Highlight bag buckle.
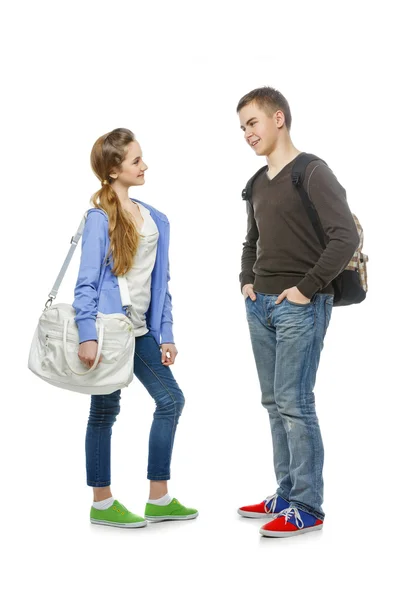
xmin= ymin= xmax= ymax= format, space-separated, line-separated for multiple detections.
xmin=44 ymin=295 xmax=56 ymax=310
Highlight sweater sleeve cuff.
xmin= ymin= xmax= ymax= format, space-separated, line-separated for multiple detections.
xmin=239 ymin=272 xmax=255 ymax=292
xmin=76 ymin=318 xmax=98 ymax=344
xmin=296 ymin=277 xmax=321 ymax=300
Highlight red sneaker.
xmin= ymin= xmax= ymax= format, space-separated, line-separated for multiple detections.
xmin=237 ymin=493 xmax=290 ymax=518
xmin=260 ymin=507 xmax=323 ymax=538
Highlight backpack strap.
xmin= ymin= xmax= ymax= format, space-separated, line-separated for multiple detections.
xmin=241 ymin=165 xmax=268 ymax=204
xmin=242 ymin=153 xmax=330 ymax=250
xmin=291 ymin=153 xmax=327 ymax=249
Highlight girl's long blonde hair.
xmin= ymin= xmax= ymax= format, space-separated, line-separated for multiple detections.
xmin=90 ymin=128 xmax=140 ymax=276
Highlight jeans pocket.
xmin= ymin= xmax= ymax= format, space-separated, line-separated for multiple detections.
xmin=285 ymin=298 xmax=311 ymax=307
xmin=245 ymin=295 xmax=257 ymax=305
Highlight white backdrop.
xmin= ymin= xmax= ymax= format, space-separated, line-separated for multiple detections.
xmin=2 ymin=1 xmax=399 ymax=598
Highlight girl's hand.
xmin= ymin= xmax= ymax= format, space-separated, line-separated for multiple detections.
xmin=160 ymin=343 xmax=177 ymax=366
xmin=78 ymin=340 xmax=102 ymax=369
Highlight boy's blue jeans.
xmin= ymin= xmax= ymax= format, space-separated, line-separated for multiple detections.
xmin=245 ymin=293 xmax=333 ymax=520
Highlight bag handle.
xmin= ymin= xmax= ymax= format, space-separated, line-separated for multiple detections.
xmin=62 ymin=318 xmax=104 ymax=375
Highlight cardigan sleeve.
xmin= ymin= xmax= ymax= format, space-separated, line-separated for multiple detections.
xmin=72 ymin=210 xmax=108 ymax=343
xmin=160 ymin=259 xmax=174 ymax=345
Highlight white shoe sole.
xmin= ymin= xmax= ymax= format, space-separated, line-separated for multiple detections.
xmin=260 ymin=524 xmax=323 ymax=537
xmin=237 ymin=509 xmax=278 ymax=519
xmin=145 ymin=512 xmax=199 ymax=523
xmin=90 ymin=518 xmax=148 ymax=528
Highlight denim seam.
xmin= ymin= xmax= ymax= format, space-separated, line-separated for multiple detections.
xmin=324 ymin=297 xmax=332 ymax=336
xmin=134 ymin=350 xmax=178 ymax=477
xmin=95 ymin=396 xmax=106 ymax=485
xmin=87 ymin=480 xmax=111 ymax=487
xmin=147 ymin=474 xmax=171 ymax=481
xmin=88 ymin=392 xmax=121 ymax=487
xmin=298 ymin=320 xmax=322 ymax=516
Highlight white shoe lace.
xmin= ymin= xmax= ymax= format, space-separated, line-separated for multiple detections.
xmin=279 ymin=507 xmax=304 ymax=529
xmin=264 ymin=493 xmax=278 ymax=514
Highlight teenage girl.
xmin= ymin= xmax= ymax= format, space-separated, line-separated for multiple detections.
xmin=73 ymin=128 xmax=198 ymax=528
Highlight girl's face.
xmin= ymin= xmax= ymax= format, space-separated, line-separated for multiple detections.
xmin=111 ymin=141 xmax=148 ymax=186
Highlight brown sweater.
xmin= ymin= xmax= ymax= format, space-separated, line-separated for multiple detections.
xmin=240 ymin=155 xmax=360 ymax=298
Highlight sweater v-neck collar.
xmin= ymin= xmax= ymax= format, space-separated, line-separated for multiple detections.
xmin=266 ymin=152 xmax=304 ymax=183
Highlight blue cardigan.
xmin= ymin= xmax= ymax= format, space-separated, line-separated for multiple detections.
xmin=73 ymin=199 xmax=174 ymax=345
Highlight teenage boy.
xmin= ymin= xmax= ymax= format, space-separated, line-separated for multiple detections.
xmin=237 ymin=87 xmax=359 ymax=537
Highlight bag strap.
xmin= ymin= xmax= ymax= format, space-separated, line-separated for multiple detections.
xmin=44 ymin=211 xmax=132 ymax=314
xmin=45 ymin=216 xmax=87 ymax=307
xmin=117 ymin=275 xmax=133 ymax=312
xmin=291 ymin=153 xmax=327 ymax=249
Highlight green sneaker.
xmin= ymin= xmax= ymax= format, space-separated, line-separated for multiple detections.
xmin=144 ymin=498 xmax=199 ymax=522
xmin=90 ymin=500 xmax=147 ymax=528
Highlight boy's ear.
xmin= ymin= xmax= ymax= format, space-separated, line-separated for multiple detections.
xmin=275 ymin=110 xmax=286 ymax=129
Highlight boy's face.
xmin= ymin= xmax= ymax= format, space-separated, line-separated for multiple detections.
xmin=239 ymin=101 xmax=280 ymax=156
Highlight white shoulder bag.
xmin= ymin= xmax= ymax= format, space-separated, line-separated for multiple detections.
xmin=28 ymin=213 xmax=135 ymax=395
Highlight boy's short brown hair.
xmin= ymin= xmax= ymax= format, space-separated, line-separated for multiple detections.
xmin=237 ymin=86 xmax=292 ymax=131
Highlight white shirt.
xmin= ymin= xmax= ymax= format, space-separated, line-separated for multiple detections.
xmin=125 ymin=203 xmax=159 ymax=337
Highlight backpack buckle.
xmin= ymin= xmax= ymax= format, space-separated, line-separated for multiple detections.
xmin=292 ymin=172 xmax=301 ymax=186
